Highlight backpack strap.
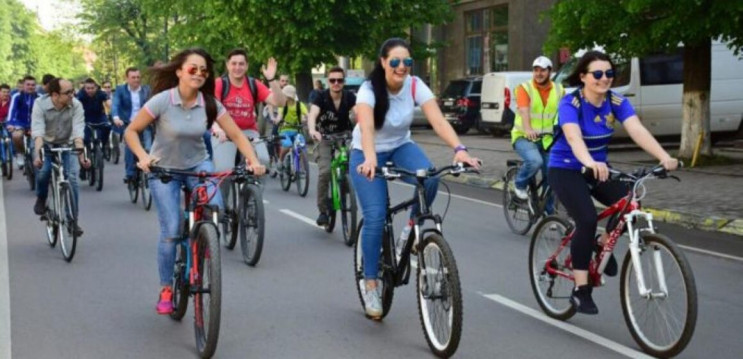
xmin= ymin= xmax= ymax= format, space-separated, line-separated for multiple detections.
xmin=220 ymin=76 xmax=229 ymax=101
xmin=549 ymin=88 xmax=618 ymax=151
xmin=247 ymin=76 xmax=258 ymax=116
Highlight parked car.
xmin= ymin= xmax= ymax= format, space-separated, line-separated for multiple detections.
xmin=438 ymin=77 xmax=483 ymax=134
xmin=480 ymin=71 xmax=533 ymax=136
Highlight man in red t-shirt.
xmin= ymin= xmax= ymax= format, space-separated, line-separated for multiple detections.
xmin=211 ymin=48 xmax=287 ymax=173
xmin=0 ymin=84 xmax=11 ymax=123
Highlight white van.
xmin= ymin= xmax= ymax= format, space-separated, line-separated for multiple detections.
xmin=552 ymin=42 xmax=743 ymax=138
xmin=480 ymin=71 xmax=533 ymax=135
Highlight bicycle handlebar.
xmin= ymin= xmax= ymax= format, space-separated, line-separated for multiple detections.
xmin=374 ymin=162 xmax=480 ymax=180
xmin=580 ymin=161 xmax=684 ymax=182
xmin=86 ymin=122 xmax=111 ymax=129
xmin=149 ymin=164 xmax=254 ymax=181
xmin=321 ymin=132 xmax=352 ymax=142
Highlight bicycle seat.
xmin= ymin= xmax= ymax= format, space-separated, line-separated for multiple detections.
xmin=507 ymin=159 xmax=523 ymax=167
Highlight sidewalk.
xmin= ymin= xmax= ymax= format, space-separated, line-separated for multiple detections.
xmin=410 ymin=129 xmax=743 ymax=237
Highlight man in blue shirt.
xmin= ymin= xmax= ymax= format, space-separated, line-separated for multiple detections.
xmin=6 ymin=75 xmax=38 ymax=168
xmin=112 ymin=67 xmax=151 ymax=182
xmin=77 ymin=78 xmax=112 ymax=179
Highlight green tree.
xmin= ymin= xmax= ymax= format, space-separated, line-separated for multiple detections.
xmin=545 ymin=0 xmax=743 ymax=158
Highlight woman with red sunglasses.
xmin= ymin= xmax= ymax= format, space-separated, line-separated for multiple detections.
xmin=124 ymin=48 xmax=266 ymax=315
xmin=548 ymin=50 xmax=679 ymax=315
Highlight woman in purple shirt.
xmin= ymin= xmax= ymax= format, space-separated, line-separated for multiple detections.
xmin=548 ymin=51 xmax=679 ymax=314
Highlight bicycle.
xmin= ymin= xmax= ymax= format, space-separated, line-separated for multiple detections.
xmin=40 ymin=144 xmax=86 ymax=262
xmin=352 ymin=163 xmax=477 ymax=358
xmin=0 ymin=123 xmax=14 ymax=180
xmin=529 ymin=164 xmax=697 ymax=358
xmin=84 ymin=122 xmax=109 ymax=191
xmin=23 ymin=131 xmax=35 ymax=190
xmin=278 ymin=129 xmax=310 ymax=197
xmin=220 ymin=162 xmax=265 ymax=266
xmin=106 ymin=126 xmax=121 ymax=164
xmin=150 ymin=165 xmax=229 ymax=359
xmin=503 ymin=135 xmax=558 ymax=235
xmin=319 ymin=132 xmax=357 ymax=246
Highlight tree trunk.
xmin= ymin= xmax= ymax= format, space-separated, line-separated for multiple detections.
xmin=294 ymin=71 xmax=313 ymax=103
xmin=678 ymin=39 xmax=712 ymax=158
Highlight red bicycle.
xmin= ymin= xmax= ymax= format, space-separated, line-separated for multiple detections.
xmin=528 ymin=165 xmax=697 ymax=358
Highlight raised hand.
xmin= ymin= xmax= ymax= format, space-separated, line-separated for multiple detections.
xmin=262 ymin=57 xmax=278 ymax=80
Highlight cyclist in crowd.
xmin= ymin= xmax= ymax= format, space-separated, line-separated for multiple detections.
xmin=275 ymin=85 xmax=308 ymax=167
xmin=307 ymin=66 xmax=356 ymax=226
xmin=548 ymin=51 xmax=678 ymax=315
xmin=31 ymin=78 xmax=90 ymax=235
xmin=0 ymin=84 xmax=10 ymax=122
xmin=9 ymin=79 xmax=22 ymax=97
xmin=36 ymin=74 xmax=55 ymax=96
xmin=112 ymin=67 xmax=152 ymax=184
xmin=351 ymin=38 xmax=479 ymax=318
xmin=264 ymin=74 xmax=290 ymax=173
xmin=123 ymin=48 xmax=266 ymax=315
xmin=6 ymin=75 xmax=38 ymax=169
xmin=307 ymin=79 xmax=324 ymax=105
xmin=211 ymin=48 xmax=286 ymax=176
xmin=78 ymin=78 xmax=112 ymax=152
xmin=510 ymin=56 xmax=564 ymax=214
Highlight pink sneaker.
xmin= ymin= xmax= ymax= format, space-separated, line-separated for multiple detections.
xmin=156 ymin=287 xmax=174 ymax=315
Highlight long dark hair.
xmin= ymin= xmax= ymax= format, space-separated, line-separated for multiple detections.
xmin=149 ymin=48 xmax=218 ymax=129
xmin=566 ymin=51 xmax=616 ymax=87
xmin=368 ymin=38 xmax=412 ymax=130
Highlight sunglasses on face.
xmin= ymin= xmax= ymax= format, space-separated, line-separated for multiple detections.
xmin=185 ymin=65 xmax=209 ymax=77
xmin=589 ymin=69 xmax=615 ymax=80
xmin=389 ymin=57 xmax=414 ymax=68
xmin=328 ymin=78 xmax=344 ymax=84
xmin=62 ymin=90 xmax=75 ymax=96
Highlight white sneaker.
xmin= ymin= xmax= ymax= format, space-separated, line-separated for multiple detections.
xmin=363 ymin=280 xmax=383 ymax=318
xmin=513 ymin=187 xmax=528 ymax=200
xmin=15 ymin=155 xmax=24 ymax=169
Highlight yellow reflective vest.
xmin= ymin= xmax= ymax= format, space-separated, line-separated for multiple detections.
xmin=510 ymin=81 xmax=563 ymax=150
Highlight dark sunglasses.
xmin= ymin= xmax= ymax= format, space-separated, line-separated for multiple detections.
xmin=590 ymin=69 xmax=615 ymax=80
xmin=186 ymin=65 xmax=209 ymax=77
xmin=389 ymin=57 xmax=414 ymax=68
xmin=62 ymin=90 xmax=75 ymax=96
xmin=328 ymin=78 xmax=344 ymax=84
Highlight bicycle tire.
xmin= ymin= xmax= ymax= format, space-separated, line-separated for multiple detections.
xmin=128 ymin=177 xmax=139 ymax=203
xmin=528 ymin=215 xmax=576 ymax=320
xmin=192 ymin=223 xmax=221 ymax=359
xmin=503 ymin=166 xmax=534 ymax=235
xmin=221 ymin=181 xmax=239 ymax=250
xmin=141 ymin=171 xmax=152 ymax=211
xmin=239 ymin=184 xmax=265 ymax=266
xmin=280 ymin=154 xmax=291 ymax=191
xmin=341 ymin=177 xmax=358 ymax=247
xmin=324 ymin=191 xmax=336 ymax=233
xmin=170 ymin=241 xmax=190 ymax=321
xmin=353 ymin=219 xmax=394 ymax=319
xmin=95 ymin=145 xmax=104 ymax=191
xmin=59 ymin=184 xmax=78 ymax=262
xmin=416 ymin=232 xmax=463 ymax=358
xmin=87 ymin=149 xmax=96 ymax=187
xmin=25 ymin=154 xmax=35 ymax=191
xmin=3 ymin=140 xmax=12 ymax=180
xmin=296 ymin=150 xmax=310 ymax=197
xmin=45 ymin=182 xmax=58 ymax=247
xmin=112 ymin=133 xmax=120 ymax=164
xmin=1 ymin=158 xmax=6 ymax=179
xmin=620 ymin=232 xmax=697 ymax=358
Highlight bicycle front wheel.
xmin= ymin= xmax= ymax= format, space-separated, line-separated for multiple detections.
xmin=416 ymin=232 xmax=463 ymax=358
xmin=503 ymin=166 xmax=534 ymax=235
xmin=45 ymin=183 xmax=58 ymax=247
xmin=353 ymin=219 xmax=395 ymax=319
xmin=95 ymin=145 xmax=104 ymax=191
xmin=239 ymin=184 xmax=265 ymax=266
xmin=25 ymin=154 xmax=35 ymax=191
xmin=279 ymin=154 xmax=291 ymax=191
xmin=221 ymin=181 xmax=239 ymax=250
xmin=170 ymin=241 xmax=189 ymax=321
xmin=128 ymin=178 xmax=139 ymax=203
xmin=87 ymin=149 xmax=96 ymax=187
xmin=341 ymin=177 xmax=358 ymax=247
xmin=620 ymin=233 xmax=697 ymax=358
xmin=112 ymin=133 xmax=120 ymax=164
xmin=3 ymin=140 xmax=12 ymax=180
xmin=141 ymin=171 xmax=152 ymax=211
xmin=59 ymin=184 xmax=78 ymax=262
xmin=296 ymin=150 xmax=310 ymax=197
xmin=529 ymin=216 xmax=576 ymax=320
xmin=192 ymin=224 xmax=222 ymax=358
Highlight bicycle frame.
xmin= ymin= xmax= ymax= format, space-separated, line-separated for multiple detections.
xmin=329 ymin=138 xmax=350 ymax=211
xmin=291 ymin=134 xmax=306 ymax=173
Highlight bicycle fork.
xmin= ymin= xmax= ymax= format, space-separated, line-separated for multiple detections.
xmin=625 ymin=210 xmax=668 ymax=299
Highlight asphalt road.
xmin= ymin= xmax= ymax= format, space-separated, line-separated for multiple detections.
xmin=2 ymin=158 xmax=742 ymax=358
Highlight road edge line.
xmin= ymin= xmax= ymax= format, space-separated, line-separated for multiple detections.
xmin=0 ymin=180 xmax=12 ymax=359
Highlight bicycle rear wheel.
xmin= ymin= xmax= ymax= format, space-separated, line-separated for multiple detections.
xmin=170 ymin=241 xmax=190 ymax=321
xmin=111 ymin=133 xmax=120 ymax=164
xmin=45 ymin=183 xmax=58 ymax=247
xmin=341 ymin=177 xmax=357 ymax=247
xmin=192 ymin=223 xmax=221 ymax=358
xmin=620 ymin=232 xmax=697 ymax=358
xmin=128 ymin=177 xmax=139 ymax=203
xmin=529 ymin=216 xmax=576 ymax=320
xmin=416 ymin=232 xmax=463 ymax=358
xmin=279 ymin=154 xmax=291 ymax=191
xmin=503 ymin=166 xmax=534 ymax=235
xmin=87 ymin=148 xmax=96 ymax=187
xmin=3 ymin=140 xmax=12 ymax=180
xmin=25 ymin=153 xmax=35 ymax=191
xmin=59 ymin=184 xmax=78 ymax=262
xmin=221 ymin=181 xmax=239 ymax=250
xmin=141 ymin=171 xmax=152 ymax=211
xmin=324 ymin=195 xmax=336 ymax=233
xmin=296 ymin=150 xmax=309 ymax=197
xmin=353 ymin=219 xmax=394 ymax=319
xmin=239 ymin=184 xmax=265 ymax=266
xmin=95 ymin=145 xmax=104 ymax=191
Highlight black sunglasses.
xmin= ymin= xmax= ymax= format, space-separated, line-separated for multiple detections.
xmin=590 ymin=69 xmax=615 ymax=80
xmin=328 ymin=78 xmax=344 ymax=84
xmin=62 ymin=90 xmax=75 ymax=96
xmin=389 ymin=57 xmax=414 ymax=68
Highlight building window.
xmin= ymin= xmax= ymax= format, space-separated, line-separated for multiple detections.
xmin=465 ymin=5 xmax=509 ymax=75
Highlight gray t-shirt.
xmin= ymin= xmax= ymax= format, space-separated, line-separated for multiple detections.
xmin=144 ymin=88 xmax=226 ymax=169
xmin=352 ymin=75 xmax=434 ymax=152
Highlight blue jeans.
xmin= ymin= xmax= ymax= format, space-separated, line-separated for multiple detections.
xmin=149 ymin=160 xmax=223 ymax=286
xmin=513 ymin=138 xmax=554 ymax=214
xmin=349 ymin=142 xmax=438 ymax=279
xmin=124 ymin=124 xmax=152 ymax=178
xmin=36 ymin=149 xmax=80 ymax=218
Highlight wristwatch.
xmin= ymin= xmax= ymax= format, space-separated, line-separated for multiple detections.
xmin=454 ymin=144 xmax=468 ymax=153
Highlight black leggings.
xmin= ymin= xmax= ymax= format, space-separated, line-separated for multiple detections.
xmin=548 ymin=168 xmax=629 ymax=270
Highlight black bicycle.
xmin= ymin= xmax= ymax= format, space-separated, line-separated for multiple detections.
xmin=84 ymin=122 xmax=109 ymax=191
xmin=221 ymin=163 xmax=265 ymax=266
xmin=23 ymin=131 xmax=35 ymax=190
xmin=353 ymin=163 xmax=477 ymax=358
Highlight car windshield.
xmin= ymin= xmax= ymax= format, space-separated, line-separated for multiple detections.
xmin=441 ymin=81 xmax=469 ymax=98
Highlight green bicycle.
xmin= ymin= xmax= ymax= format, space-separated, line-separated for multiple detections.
xmin=320 ymin=132 xmax=357 ymax=246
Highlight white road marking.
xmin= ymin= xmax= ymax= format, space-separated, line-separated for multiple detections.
xmin=0 ymin=181 xmax=12 ymax=359
xmin=678 ymin=244 xmax=743 ymax=263
xmin=279 ymin=209 xmax=320 ymax=228
xmin=480 ymin=293 xmax=653 ymax=359
xmin=263 ymin=199 xmax=269 ymax=204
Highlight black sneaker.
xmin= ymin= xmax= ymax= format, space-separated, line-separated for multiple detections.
xmin=570 ymin=285 xmax=598 ymax=315
xmin=34 ymin=197 xmax=46 ymax=215
xmin=79 ymin=169 xmax=87 ymax=180
xmin=316 ymin=213 xmax=329 ymax=226
xmin=73 ymin=223 xmax=84 ymax=237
